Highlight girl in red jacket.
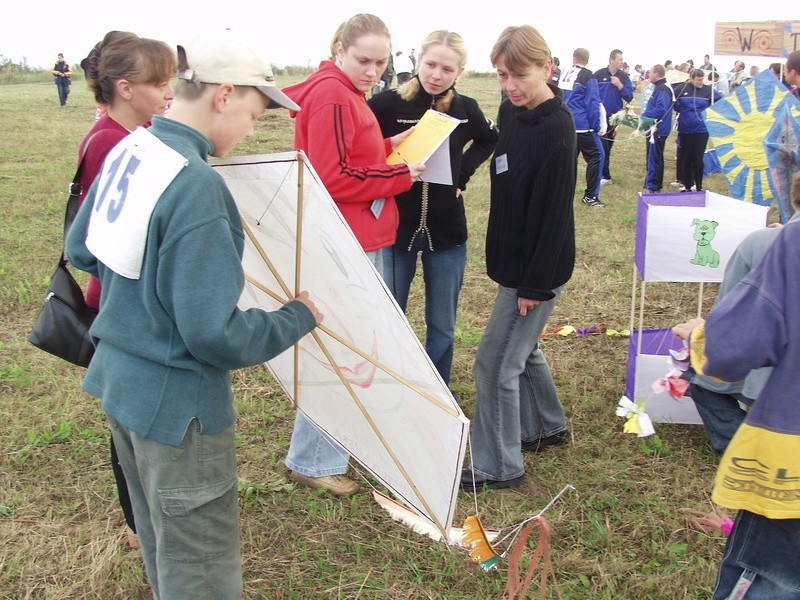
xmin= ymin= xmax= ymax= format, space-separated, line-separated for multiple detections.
xmin=282 ymin=13 xmax=425 ymax=496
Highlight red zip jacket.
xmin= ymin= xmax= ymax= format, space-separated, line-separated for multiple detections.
xmin=283 ymin=61 xmax=411 ymax=251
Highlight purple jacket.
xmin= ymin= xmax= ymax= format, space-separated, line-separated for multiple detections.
xmin=705 ymin=220 xmax=800 ymax=518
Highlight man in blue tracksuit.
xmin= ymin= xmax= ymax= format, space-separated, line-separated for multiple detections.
xmin=559 ymin=48 xmax=605 ymax=207
xmin=594 ymin=49 xmax=634 ymax=184
xmin=642 ymin=64 xmax=673 ymax=193
xmin=672 ymin=69 xmax=721 ymax=191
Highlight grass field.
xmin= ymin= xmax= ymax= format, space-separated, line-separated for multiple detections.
xmin=0 ymin=75 xmax=747 ymax=598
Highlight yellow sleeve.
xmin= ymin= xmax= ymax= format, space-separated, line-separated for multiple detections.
xmin=689 ymin=323 xmax=728 ymax=382
xmin=688 ymin=323 xmax=707 ymax=375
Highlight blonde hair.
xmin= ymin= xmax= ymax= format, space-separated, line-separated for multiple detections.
xmin=329 ymin=13 xmax=390 ymax=58
xmin=572 ymin=48 xmax=589 ymax=65
xmin=399 ymin=30 xmax=467 ymax=112
xmin=490 ymin=25 xmax=551 ymax=73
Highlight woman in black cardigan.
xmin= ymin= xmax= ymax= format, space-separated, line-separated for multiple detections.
xmin=368 ymin=31 xmax=498 ymax=390
xmin=461 ymin=25 xmax=577 ymax=490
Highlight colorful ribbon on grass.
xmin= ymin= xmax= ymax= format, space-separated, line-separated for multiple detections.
xmin=616 ymin=396 xmax=656 ymax=437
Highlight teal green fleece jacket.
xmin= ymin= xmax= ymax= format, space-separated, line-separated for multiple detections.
xmin=66 ymin=116 xmax=316 ymax=446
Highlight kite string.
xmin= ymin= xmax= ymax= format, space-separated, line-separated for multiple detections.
xmin=254 ymin=161 xmax=294 ymax=224
xmin=493 ymin=484 xmax=576 ymax=556
xmin=467 ymin=433 xmax=480 ymax=516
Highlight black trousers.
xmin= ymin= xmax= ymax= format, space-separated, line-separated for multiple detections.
xmin=678 ymin=132 xmax=709 ymax=191
xmin=576 ymin=131 xmax=604 ymax=198
xmin=599 ymin=124 xmax=617 ymax=180
xmin=110 ymin=436 xmax=136 ymax=532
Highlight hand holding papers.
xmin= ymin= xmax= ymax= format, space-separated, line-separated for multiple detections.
xmin=387 ymin=110 xmax=461 ymax=185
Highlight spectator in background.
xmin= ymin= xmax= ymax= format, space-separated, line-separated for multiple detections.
xmin=409 ymin=48 xmax=416 ymax=69
xmin=51 ymin=53 xmax=72 ymax=107
xmin=550 ymin=56 xmax=561 ymax=85
xmin=768 ymin=62 xmax=781 ymax=78
xmin=673 ymin=68 xmax=721 ymax=192
xmin=711 ymin=70 xmax=729 ymax=97
xmin=664 ymin=59 xmax=673 ymax=70
xmin=559 ymin=47 xmax=605 ymax=207
xmin=701 ymin=54 xmax=715 ymax=73
xmin=594 ymin=49 xmax=634 ymax=185
xmin=379 ymin=50 xmax=395 ymax=91
xmin=394 ymin=50 xmax=414 ymax=85
xmin=642 ymin=64 xmax=673 ymax=193
xmin=729 ymin=60 xmax=747 ymax=91
xmin=749 ymin=65 xmax=760 ymax=78
xmin=786 ymin=51 xmax=800 ymax=99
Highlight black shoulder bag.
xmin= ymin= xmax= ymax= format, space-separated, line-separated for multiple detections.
xmin=28 ymin=138 xmax=99 ymax=367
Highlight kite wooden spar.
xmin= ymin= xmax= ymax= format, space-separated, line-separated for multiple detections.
xmin=212 ymin=151 xmax=469 ymax=539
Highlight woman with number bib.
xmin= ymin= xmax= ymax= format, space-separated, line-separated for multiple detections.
xmin=75 ymin=30 xmax=176 ymax=547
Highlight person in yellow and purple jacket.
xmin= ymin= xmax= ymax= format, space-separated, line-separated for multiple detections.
xmin=692 ymin=171 xmax=800 ymax=598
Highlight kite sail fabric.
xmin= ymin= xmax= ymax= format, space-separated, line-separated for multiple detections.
xmin=707 ymin=70 xmax=800 ymax=219
xmin=634 ymin=191 xmax=769 ymax=283
xmin=764 ymin=101 xmax=800 ymax=223
xmin=211 ymin=151 xmax=469 ymax=538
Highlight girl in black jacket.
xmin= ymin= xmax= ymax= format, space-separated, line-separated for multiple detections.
xmin=368 ymin=30 xmax=498 ymax=389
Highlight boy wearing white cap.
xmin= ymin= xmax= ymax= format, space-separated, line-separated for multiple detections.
xmin=66 ymin=30 xmax=322 ymax=599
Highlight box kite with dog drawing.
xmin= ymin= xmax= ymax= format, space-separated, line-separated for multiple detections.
xmin=627 ymin=191 xmax=768 ymax=423
xmin=634 ymin=191 xmax=769 ymax=282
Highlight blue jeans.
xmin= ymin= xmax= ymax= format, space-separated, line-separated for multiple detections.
xmin=285 ymin=247 xmax=391 ymax=477
xmin=108 ymin=416 xmax=242 ymax=600
xmin=55 ymin=79 xmax=70 ymax=106
xmin=714 ymin=510 xmax=800 ymax=599
xmin=389 ymin=235 xmax=466 ymax=385
xmin=469 ymin=285 xmax=567 ymax=481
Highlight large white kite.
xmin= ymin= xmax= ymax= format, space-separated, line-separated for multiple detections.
xmin=211 ymin=151 xmax=469 ymax=538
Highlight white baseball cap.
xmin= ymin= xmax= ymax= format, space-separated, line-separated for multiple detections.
xmin=177 ymin=30 xmax=300 ymax=111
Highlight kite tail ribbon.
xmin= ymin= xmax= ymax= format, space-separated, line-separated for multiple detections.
xmin=462 ymin=515 xmax=501 ymax=572
xmin=505 ymin=516 xmax=562 ymax=600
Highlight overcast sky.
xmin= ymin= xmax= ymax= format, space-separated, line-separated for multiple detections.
xmin=3 ymin=1 xmax=789 ymax=75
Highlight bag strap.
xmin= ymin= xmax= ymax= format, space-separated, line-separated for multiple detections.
xmin=63 ymin=130 xmax=102 ymax=244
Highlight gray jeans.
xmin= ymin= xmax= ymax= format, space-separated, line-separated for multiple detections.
xmin=108 ymin=416 xmax=242 ymax=599
xmin=469 ymin=284 xmax=567 ymax=481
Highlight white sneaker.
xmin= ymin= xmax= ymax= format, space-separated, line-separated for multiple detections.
xmin=600 ymin=178 xmax=612 ymax=186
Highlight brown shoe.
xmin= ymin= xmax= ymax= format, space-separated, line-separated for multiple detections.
xmin=289 ymin=471 xmax=359 ymax=496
